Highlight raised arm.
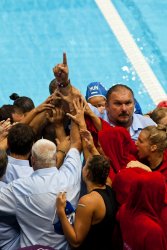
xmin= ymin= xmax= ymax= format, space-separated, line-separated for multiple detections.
xmin=66 ymin=98 xmax=99 ymax=160
xmin=29 ymin=110 xmax=49 ymax=136
xmin=46 ymin=107 xmax=70 ymax=168
xmin=84 ymin=101 xmax=102 ymax=131
xmin=66 ymin=98 xmax=87 ymax=130
xmin=80 ymin=129 xmax=100 ymax=161
xmin=21 ymin=95 xmax=54 ymax=125
xmin=56 ymin=136 xmax=70 ymax=168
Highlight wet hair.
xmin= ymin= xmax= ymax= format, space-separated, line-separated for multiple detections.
xmin=142 ymin=125 xmax=167 ymax=152
xmin=87 ymin=155 xmax=110 ymax=185
xmin=0 ymin=150 xmax=8 ymax=178
xmin=8 ymin=123 xmax=35 ymax=155
xmin=9 ymin=93 xmax=20 ymax=100
xmin=10 ymin=93 xmax=35 ymax=113
xmin=0 ymin=105 xmax=15 ymax=122
xmin=106 ymin=84 xmax=134 ymax=103
xmin=49 ymin=79 xmax=58 ymax=94
xmin=0 ymin=104 xmax=24 ymax=123
xmin=150 ymin=107 xmax=167 ymax=124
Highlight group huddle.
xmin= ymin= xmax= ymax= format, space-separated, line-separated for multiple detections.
xmin=0 ymin=53 xmax=167 ymax=250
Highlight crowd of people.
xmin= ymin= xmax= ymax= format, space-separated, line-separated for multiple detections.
xmin=0 ymin=53 xmax=167 ymax=250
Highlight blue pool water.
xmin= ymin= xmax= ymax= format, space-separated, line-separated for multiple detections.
xmin=0 ymin=0 xmax=167 ymax=113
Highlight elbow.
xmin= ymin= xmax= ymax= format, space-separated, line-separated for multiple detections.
xmin=70 ymin=240 xmax=82 ymax=248
xmin=68 ymin=234 xmax=82 ymax=248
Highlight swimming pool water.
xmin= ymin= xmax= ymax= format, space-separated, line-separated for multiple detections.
xmin=0 ymin=0 xmax=166 ymax=113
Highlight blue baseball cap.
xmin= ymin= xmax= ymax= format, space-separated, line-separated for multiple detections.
xmin=85 ymin=82 xmax=107 ymax=101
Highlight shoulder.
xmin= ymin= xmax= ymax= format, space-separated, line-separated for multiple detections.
xmin=133 ymin=113 xmax=155 ymax=123
xmin=78 ymin=192 xmax=102 ymax=210
xmin=78 ymin=193 xmax=97 ymax=206
xmin=76 ymin=194 xmax=97 ymax=216
xmin=132 ymin=113 xmax=156 ymax=126
xmin=145 ymin=220 xmax=165 ymax=243
xmin=0 ymin=181 xmax=7 ymax=188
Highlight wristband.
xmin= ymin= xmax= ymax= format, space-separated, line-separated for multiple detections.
xmin=57 ymin=149 xmax=66 ymax=156
xmin=57 ymin=79 xmax=70 ymax=88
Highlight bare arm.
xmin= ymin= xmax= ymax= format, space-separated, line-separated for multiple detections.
xmin=66 ymin=99 xmax=99 ymax=160
xmin=66 ymin=98 xmax=87 ymax=130
xmin=80 ymin=129 xmax=100 ymax=161
xmin=69 ymin=119 xmax=82 ymax=152
xmin=45 ymin=106 xmax=70 ymax=168
xmin=66 ymin=98 xmax=88 ymax=152
xmin=0 ymin=138 xmax=8 ymax=150
xmin=56 ymin=136 xmax=70 ymax=168
xmin=29 ymin=111 xmax=49 ymax=135
xmin=127 ymin=160 xmax=152 ymax=172
xmin=56 ymin=192 xmax=93 ymax=247
xmin=21 ymin=96 xmax=54 ymax=125
xmin=53 ymin=108 xmax=67 ymax=142
xmin=84 ymin=101 xmax=102 ymax=131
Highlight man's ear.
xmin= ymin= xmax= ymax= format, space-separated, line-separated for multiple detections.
xmin=150 ymin=144 xmax=157 ymax=152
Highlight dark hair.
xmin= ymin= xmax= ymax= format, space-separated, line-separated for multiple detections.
xmin=9 ymin=93 xmax=20 ymax=100
xmin=10 ymin=93 xmax=35 ymax=113
xmin=0 ymin=104 xmax=24 ymax=123
xmin=8 ymin=123 xmax=35 ymax=155
xmin=49 ymin=79 xmax=58 ymax=94
xmin=106 ymin=84 xmax=134 ymax=103
xmin=0 ymin=104 xmax=15 ymax=123
xmin=87 ymin=155 xmax=110 ymax=185
xmin=0 ymin=150 xmax=8 ymax=178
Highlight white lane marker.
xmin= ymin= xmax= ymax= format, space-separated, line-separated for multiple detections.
xmin=95 ymin=0 xmax=167 ymax=104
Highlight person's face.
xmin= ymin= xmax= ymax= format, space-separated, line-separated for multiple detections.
xmin=88 ymin=96 xmax=106 ymax=114
xmin=106 ymin=88 xmax=134 ymax=127
xmin=136 ymin=130 xmax=151 ymax=160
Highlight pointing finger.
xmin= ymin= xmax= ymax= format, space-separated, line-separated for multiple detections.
xmin=63 ymin=52 xmax=67 ymax=65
